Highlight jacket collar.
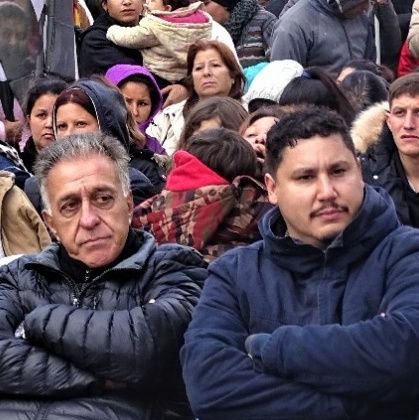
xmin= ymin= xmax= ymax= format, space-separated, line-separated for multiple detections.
xmin=260 ymin=185 xmax=400 ymax=273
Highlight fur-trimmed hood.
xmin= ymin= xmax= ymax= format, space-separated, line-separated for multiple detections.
xmin=351 ymin=101 xmax=389 ymax=153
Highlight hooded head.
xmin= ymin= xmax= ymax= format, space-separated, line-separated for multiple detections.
xmin=244 ymin=60 xmax=304 ymax=109
xmin=326 ymin=0 xmax=370 ymax=17
xmin=105 ymin=64 xmax=163 ymax=133
xmin=53 ymin=78 xmax=131 ymax=151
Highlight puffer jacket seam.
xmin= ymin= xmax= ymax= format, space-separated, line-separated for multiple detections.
xmin=82 ymin=311 xmax=95 ymax=363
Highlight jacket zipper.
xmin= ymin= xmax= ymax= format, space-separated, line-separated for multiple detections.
xmin=70 ymin=266 xmax=141 ymax=308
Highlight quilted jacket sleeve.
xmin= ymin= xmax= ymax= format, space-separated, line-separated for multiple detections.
xmin=106 ymin=21 xmax=159 ymax=49
xmin=24 ymin=246 xmax=206 ymax=385
xmin=180 ymin=254 xmax=369 ymax=420
xmin=0 ymin=263 xmax=101 ymax=397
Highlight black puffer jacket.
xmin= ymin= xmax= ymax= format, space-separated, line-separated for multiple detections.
xmin=0 ymin=230 xmax=206 ymax=419
xmin=360 ymin=127 xmax=416 ymax=227
xmin=79 ymin=12 xmax=143 ymax=78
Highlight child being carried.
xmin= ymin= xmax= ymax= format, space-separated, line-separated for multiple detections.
xmin=106 ymin=0 xmax=212 ymax=88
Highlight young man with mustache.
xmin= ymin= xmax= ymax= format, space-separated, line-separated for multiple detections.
xmin=181 ymin=106 xmax=419 ymax=419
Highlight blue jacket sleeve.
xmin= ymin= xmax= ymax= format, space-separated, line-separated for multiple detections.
xmin=180 ymin=255 xmax=369 ymax=420
xmin=0 ymin=263 xmax=101 ymax=397
xmin=258 ymin=244 xmax=419 ymax=401
xmin=25 ymin=246 xmax=206 ymax=385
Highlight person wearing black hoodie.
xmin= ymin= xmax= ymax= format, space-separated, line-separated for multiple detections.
xmin=24 ymin=78 xmax=164 ymax=213
xmin=78 ymin=0 xmax=143 ymax=77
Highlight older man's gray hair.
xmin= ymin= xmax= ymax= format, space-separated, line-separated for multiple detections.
xmin=34 ymin=132 xmax=131 ymax=211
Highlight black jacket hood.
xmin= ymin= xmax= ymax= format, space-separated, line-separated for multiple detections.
xmin=54 ymin=79 xmax=131 ymax=151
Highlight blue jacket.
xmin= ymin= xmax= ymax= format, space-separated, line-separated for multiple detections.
xmin=181 ymin=185 xmax=419 ymax=419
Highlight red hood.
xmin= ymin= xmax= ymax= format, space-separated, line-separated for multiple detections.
xmin=167 ymin=151 xmax=229 ymax=192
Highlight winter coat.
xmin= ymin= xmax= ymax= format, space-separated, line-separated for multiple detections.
xmin=146 ymin=99 xmax=186 ymax=156
xmin=373 ymin=0 xmax=402 ymax=71
xmin=78 ymin=12 xmax=143 ymax=77
xmin=362 ymin=137 xmax=419 ymax=226
xmin=270 ymin=0 xmax=375 ymax=74
xmin=398 ymin=40 xmax=419 ymax=76
xmin=408 ymin=0 xmax=419 ymax=57
xmin=351 ymin=100 xmax=388 ymax=154
xmin=106 ymin=2 xmax=212 ymax=84
xmin=0 ymin=229 xmax=206 ymax=419
xmin=181 ymin=185 xmax=419 ymax=419
xmin=0 ymin=171 xmax=50 ymax=256
xmin=351 ymin=101 xmax=419 ymax=227
xmin=132 ymin=151 xmax=271 ymax=261
xmin=235 ymin=6 xmax=277 ymax=69
xmin=266 ymin=0 xmax=289 ymax=17
xmin=277 ymin=0 xmax=400 ymax=71
xmin=62 ymin=79 xmax=167 ymax=191
xmin=0 ymin=141 xmax=31 ymax=189
xmin=19 ymin=136 xmax=37 ymax=173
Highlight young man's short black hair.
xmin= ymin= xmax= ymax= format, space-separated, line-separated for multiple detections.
xmin=265 ymin=106 xmax=356 ymax=176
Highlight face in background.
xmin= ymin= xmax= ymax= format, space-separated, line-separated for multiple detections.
xmin=27 ymin=93 xmax=58 ymax=152
xmin=202 ymin=0 xmax=230 ymax=24
xmin=386 ymin=94 xmax=419 ymax=160
xmin=55 ymin=103 xmax=99 ymax=139
xmin=243 ymin=116 xmax=277 ymax=161
xmin=120 ymin=81 xmax=152 ymax=125
xmin=145 ymin=0 xmax=170 ymax=12
xmin=265 ymin=134 xmax=364 ymax=249
xmin=42 ymin=154 xmax=133 ymax=268
xmin=102 ymin=0 xmax=143 ymax=25
xmin=192 ymin=48 xmax=235 ymax=99
xmin=243 ymin=116 xmax=277 ymax=147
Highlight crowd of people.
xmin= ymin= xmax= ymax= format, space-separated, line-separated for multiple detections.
xmin=0 ymin=0 xmax=419 ymax=418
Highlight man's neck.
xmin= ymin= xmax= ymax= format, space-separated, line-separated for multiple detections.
xmin=398 ymin=152 xmax=419 ymax=192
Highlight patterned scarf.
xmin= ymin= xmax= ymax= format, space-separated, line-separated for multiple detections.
xmin=224 ymin=0 xmax=259 ymax=45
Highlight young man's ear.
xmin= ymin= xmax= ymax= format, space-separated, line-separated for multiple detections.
xmin=264 ymin=173 xmax=279 ymax=205
xmin=385 ymin=110 xmax=392 ymax=130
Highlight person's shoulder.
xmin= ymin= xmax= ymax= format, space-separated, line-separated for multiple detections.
xmin=209 ymin=241 xmax=264 ymax=270
xmin=153 ymin=242 xmax=207 ymax=267
xmin=376 ymin=225 xmax=419 ymax=264
xmin=254 ymin=7 xmax=277 ymax=20
xmin=162 ymin=99 xmax=187 ymax=115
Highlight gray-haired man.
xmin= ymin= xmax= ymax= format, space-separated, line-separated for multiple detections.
xmin=0 ymin=132 xmax=206 ymax=419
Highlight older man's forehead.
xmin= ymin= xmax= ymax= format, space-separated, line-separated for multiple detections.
xmin=46 ymin=155 xmax=120 ymax=197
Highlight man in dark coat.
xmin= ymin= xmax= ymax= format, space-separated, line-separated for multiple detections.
xmin=78 ymin=0 xmax=143 ymax=77
xmin=361 ymin=72 xmax=419 ymax=228
xmin=0 ymin=131 xmax=206 ymax=419
xmin=181 ymin=107 xmax=419 ymax=419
